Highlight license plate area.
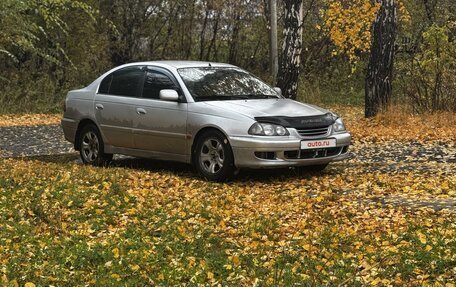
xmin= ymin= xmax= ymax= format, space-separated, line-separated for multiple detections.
xmin=300 ymin=139 xmax=336 ymax=150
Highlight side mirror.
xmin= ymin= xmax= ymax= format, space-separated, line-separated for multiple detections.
xmin=273 ymin=87 xmax=282 ymax=96
xmin=159 ymin=89 xmax=179 ymax=102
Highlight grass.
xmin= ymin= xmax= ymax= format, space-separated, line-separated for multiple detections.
xmin=0 ymin=156 xmax=455 ymax=286
xmin=0 ymin=107 xmax=455 ymax=286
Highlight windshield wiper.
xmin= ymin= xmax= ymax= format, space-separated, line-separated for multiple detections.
xmin=194 ymin=94 xmax=279 ymax=102
xmin=238 ymin=94 xmax=279 ymax=99
xmin=195 ymin=95 xmax=249 ymax=101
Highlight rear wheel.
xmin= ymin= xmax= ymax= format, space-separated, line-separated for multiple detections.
xmin=79 ymin=124 xmax=113 ymax=166
xmin=194 ymin=130 xmax=235 ymax=181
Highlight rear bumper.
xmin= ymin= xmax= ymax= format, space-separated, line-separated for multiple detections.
xmin=61 ymin=118 xmax=78 ymax=144
xmin=229 ymin=132 xmax=351 ymax=168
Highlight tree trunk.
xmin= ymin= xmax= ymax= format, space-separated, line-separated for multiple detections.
xmin=199 ymin=10 xmax=209 ymax=61
xmin=365 ymin=0 xmax=397 ymax=118
xmin=277 ymin=0 xmax=303 ymax=100
xmin=185 ymin=0 xmax=197 ymax=59
xmin=206 ymin=12 xmax=221 ymax=61
xmin=228 ymin=13 xmax=241 ymax=65
xmin=269 ymin=0 xmax=278 ymax=84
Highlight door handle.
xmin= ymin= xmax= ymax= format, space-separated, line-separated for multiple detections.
xmin=136 ymin=108 xmax=147 ymax=115
xmin=95 ymin=104 xmax=104 ymax=110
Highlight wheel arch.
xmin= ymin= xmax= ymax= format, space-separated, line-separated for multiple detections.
xmin=74 ymin=119 xmax=101 ymax=151
xmin=190 ymin=126 xmax=234 ymax=165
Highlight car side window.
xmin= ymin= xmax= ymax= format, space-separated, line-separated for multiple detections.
xmin=108 ymin=67 xmax=143 ymax=97
xmin=98 ymin=74 xmax=112 ymax=94
xmin=142 ymin=71 xmax=177 ymax=99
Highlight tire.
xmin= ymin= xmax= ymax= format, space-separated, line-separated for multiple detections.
xmin=193 ymin=130 xmax=235 ymax=181
xmin=78 ymin=124 xmax=113 ymax=166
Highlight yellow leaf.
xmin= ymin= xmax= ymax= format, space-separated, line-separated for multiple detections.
xmin=112 ymin=247 xmax=120 ymax=258
xmin=425 ymin=245 xmax=433 ymax=251
xmin=207 ymin=271 xmax=214 ymax=280
xmin=232 ymin=255 xmax=240 ymax=266
xmin=416 ymin=232 xmax=427 ymax=244
xmin=111 ymin=274 xmax=120 ymax=279
xmin=24 ymin=283 xmax=36 ymax=287
xmin=130 ymin=264 xmax=140 ymax=272
xmin=188 ymin=256 xmax=196 ymax=267
xmin=371 ymin=277 xmax=382 ymax=286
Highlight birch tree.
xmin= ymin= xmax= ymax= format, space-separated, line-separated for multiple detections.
xmin=276 ymin=0 xmax=304 ymax=100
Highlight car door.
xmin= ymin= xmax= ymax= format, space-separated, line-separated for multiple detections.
xmin=133 ymin=67 xmax=188 ymax=155
xmin=94 ymin=66 xmax=143 ymax=148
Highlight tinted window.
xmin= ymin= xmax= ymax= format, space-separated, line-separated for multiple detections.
xmin=98 ymin=74 xmax=112 ymax=94
xmin=142 ymin=71 xmax=177 ymax=99
xmin=109 ymin=67 xmax=143 ymax=97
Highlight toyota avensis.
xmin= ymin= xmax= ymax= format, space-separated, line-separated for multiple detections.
xmin=62 ymin=61 xmax=351 ymax=181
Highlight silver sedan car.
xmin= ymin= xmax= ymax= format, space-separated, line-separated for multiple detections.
xmin=62 ymin=61 xmax=351 ymax=181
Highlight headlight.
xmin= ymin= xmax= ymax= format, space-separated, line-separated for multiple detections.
xmin=333 ymin=118 xmax=346 ymax=132
xmin=248 ymin=122 xmax=289 ymax=136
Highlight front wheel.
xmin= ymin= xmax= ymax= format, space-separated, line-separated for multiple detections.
xmin=79 ymin=124 xmax=113 ymax=166
xmin=194 ymin=130 xmax=235 ymax=182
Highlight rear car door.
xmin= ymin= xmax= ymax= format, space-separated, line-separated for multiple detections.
xmin=94 ymin=66 xmax=143 ymax=148
xmin=133 ymin=67 xmax=188 ymax=155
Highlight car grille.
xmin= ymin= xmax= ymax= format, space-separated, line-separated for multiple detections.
xmin=296 ymin=126 xmax=330 ymax=137
xmin=284 ymin=146 xmax=347 ymax=159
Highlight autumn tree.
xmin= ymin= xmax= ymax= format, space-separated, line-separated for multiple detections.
xmin=0 ymin=0 xmax=95 ymax=67
xmin=323 ymin=0 xmax=379 ymax=63
xmin=365 ymin=0 xmax=397 ymax=117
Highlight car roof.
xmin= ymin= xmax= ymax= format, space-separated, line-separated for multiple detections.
xmin=120 ymin=60 xmax=237 ymax=70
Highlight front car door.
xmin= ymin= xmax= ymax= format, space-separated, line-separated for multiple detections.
xmin=94 ymin=66 xmax=143 ymax=148
xmin=133 ymin=67 xmax=188 ymax=157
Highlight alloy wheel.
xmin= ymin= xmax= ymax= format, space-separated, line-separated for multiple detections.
xmin=199 ymin=138 xmax=224 ymax=174
xmin=81 ymin=131 xmax=99 ymax=163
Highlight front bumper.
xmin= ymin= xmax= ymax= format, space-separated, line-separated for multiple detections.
xmin=230 ymin=132 xmax=351 ymax=168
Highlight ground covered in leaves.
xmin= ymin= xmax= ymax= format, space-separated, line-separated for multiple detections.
xmin=0 ymin=108 xmax=455 ymax=286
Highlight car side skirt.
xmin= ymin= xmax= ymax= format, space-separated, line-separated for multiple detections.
xmin=104 ymin=145 xmax=188 ymax=163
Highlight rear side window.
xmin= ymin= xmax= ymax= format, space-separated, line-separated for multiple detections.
xmin=108 ymin=67 xmax=143 ymax=97
xmin=142 ymin=71 xmax=177 ymax=99
xmin=98 ymin=74 xmax=112 ymax=94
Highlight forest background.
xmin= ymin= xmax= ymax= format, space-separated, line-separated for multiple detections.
xmin=0 ymin=0 xmax=454 ymax=115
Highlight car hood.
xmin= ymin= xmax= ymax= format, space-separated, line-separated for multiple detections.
xmin=202 ymin=99 xmax=328 ymax=118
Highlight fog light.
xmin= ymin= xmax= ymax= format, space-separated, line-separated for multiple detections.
xmin=254 ymin=151 xmax=276 ymax=160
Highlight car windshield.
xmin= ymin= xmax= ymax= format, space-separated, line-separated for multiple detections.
xmin=177 ymin=67 xmax=280 ymax=101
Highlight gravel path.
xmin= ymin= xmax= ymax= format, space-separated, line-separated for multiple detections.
xmin=0 ymin=124 xmax=74 ymax=157
xmin=1 ymin=124 xmax=455 ymax=163
xmin=349 ymin=140 xmax=456 ymax=174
